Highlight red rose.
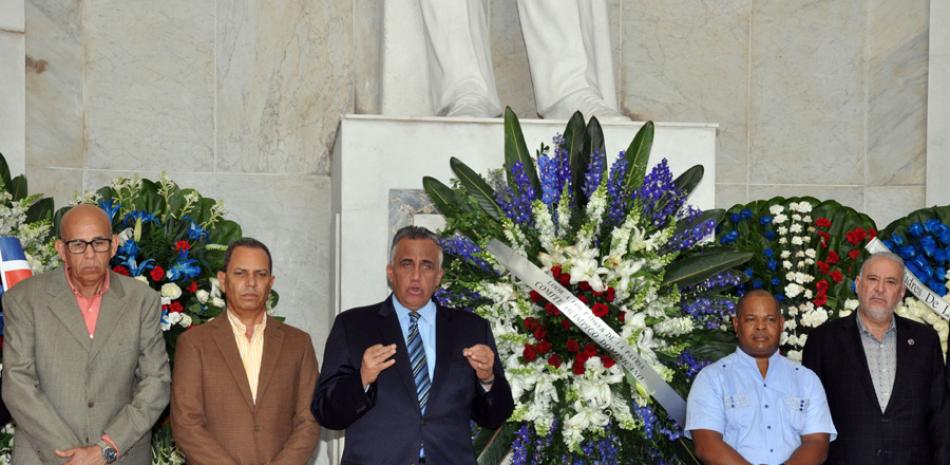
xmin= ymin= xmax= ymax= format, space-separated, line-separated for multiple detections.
xmin=578 ymin=281 xmax=591 ymax=291
xmin=113 ymin=265 xmax=130 ymax=276
xmin=827 ymin=251 xmax=840 ymax=265
xmin=547 ymin=354 xmax=562 ymax=368
xmin=175 ymin=240 xmax=191 ymax=252
xmin=592 ymin=303 xmax=609 ymax=317
xmin=187 ymin=281 xmax=198 ymax=293
xmin=618 ymin=312 xmax=625 ymax=323
xmin=169 ymin=301 xmax=184 ymax=313
xmin=536 ymin=340 xmax=552 ymax=354
xmin=578 ymin=295 xmax=590 ymax=305
xmin=815 ymin=279 xmax=830 ymax=293
xmin=561 ymin=319 xmax=571 ymax=329
xmin=868 ymin=228 xmax=877 ymax=239
xmin=533 ymin=327 xmax=547 ymax=340
xmin=566 ymin=338 xmax=580 ymax=353
xmin=601 ymin=355 xmax=616 ymax=369
xmin=583 ymin=343 xmax=597 ymax=357
xmin=815 ymin=217 xmax=832 ymax=228
xmin=544 ymin=303 xmax=560 ymax=316
xmin=572 ymin=356 xmax=587 ymax=375
xmin=830 ymin=270 xmax=844 ymax=283
xmin=150 ymin=266 xmax=165 ymax=282
xmin=558 ymin=273 xmax=572 ymax=286
xmin=848 ymin=249 xmax=860 ymax=260
xmin=845 ymin=228 xmax=867 ymax=246
xmin=813 ymin=294 xmax=828 ymax=307
xmin=816 ymin=261 xmax=830 ymax=274
xmin=529 ymin=290 xmax=543 ymax=303
xmin=551 ymin=265 xmax=562 ymax=277
xmin=523 ymin=317 xmax=538 ymax=331
xmin=522 ymin=344 xmax=538 ymax=362
xmin=605 ymin=288 xmax=616 ymax=302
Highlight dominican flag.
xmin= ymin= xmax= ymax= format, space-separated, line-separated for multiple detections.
xmin=0 ymin=237 xmax=32 ymax=298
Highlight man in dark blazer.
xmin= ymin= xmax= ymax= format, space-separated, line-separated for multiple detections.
xmin=312 ymin=226 xmax=514 ymax=465
xmin=803 ymin=252 xmax=950 ymax=465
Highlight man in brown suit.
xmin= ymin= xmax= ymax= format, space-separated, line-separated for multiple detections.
xmin=170 ymin=238 xmax=319 ymax=465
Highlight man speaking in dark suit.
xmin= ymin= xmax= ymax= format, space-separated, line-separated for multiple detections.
xmin=313 ymin=225 xmax=514 ymax=465
xmin=802 ymin=251 xmax=950 ymax=465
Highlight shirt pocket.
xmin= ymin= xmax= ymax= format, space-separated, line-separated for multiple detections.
xmin=723 ymin=392 xmax=753 ymax=430
xmin=784 ymin=395 xmax=807 ymax=432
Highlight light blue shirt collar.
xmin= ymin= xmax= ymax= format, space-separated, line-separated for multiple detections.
xmin=391 ymin=295 xmax=437 ymax=324
xmin=390 ymin=294 xmax=437 ymax=381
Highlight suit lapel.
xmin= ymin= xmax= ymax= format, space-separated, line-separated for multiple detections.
xmin=884 ymin=316 xmax=910 ymax=414
xmin=210 ymin=316 xmax=256 ymax=410
xmin=89 ymin=273 xmax=125 ymax=362
xmin=377 ymin=297 xmax=418 ymax=410
xmin=46 ymin=269 xmax=92 ymax=351
xmin=426 ymin=305 xmax=454 ymax=414
xmin=255 ymin=316 xmax=284 ymax=402
xmin=843 ymin=313 xmax=885 ymax=412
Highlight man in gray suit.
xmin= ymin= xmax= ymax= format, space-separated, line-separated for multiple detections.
xmin=2 ymin=204 xmax=170 ymax=464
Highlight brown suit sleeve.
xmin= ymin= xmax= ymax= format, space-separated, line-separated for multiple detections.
xmin=270 ymin=335 xmax=321 ymax=465
xmin=170 ymin=332 xmax=241 ymax=465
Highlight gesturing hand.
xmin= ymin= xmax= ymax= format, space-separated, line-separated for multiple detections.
xmin=463 ymin=344 xmax=495 ymax=383
xmin=360 ymin=344 xmax=397 ymax=387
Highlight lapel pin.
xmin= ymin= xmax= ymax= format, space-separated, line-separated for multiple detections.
xmin=907 ymin=338 xmax=915 ymax=346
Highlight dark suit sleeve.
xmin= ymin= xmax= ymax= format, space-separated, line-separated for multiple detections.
xmin=312 ymin=314 xmax=376 ymax=430
xmin=801 ymin=327 xmax=822 ymax=378
xmin=925 ymin=330 xmax=950 ymax=465
xmin=470 ymin=318 xmax=514 ymax=429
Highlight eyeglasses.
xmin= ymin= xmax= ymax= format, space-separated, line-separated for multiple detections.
xmin=63 ymin=238 xmax=112 ymax=254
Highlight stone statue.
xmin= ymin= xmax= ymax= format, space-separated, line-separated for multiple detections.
xmin=418 ymin=0 xmax=629 ymax=121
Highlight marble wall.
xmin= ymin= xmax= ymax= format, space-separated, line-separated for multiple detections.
xmin=0 ymin=0 xmax=24 ymax=176
xmin=354 ymin=0 xmax=932 ymax=228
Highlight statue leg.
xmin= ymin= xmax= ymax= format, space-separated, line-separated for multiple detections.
xmin=419 ymin=0 xmax=503 ymax=117
xmin=517 ymin=0 xmax=629 ymax=121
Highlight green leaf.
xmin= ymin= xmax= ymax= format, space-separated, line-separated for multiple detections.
xmin=422 ymin=176 xmax=461 ymax=220
xmin=674 ymin=165 xmax=705 ymax=198
xmin=0 ymin=152 xmax=11 ymax=192
xmin=209 ymin=219 xmax=242 ymax=244
xmin=25 ymin=197 xmax=54 ymax=224
xmin=564 ymin=112 xmax=589 ymax=204
xmin=584 ymin=116 xmax=606 ymax=172
xmin=450 ymin=157 xmax=503 ymax=221
xmin=9 ymin=175 xmax=27 ymax=201
xmin=53 ymin=206 xmax=70 ymax=237
xmin=663 ymin=250 xmax=754 ymax=287
xmin=503 ymin=107 xmax=539 ymax=193
xmin=476 ymin=424 xmax=517 ymax=465
xmin=674 ymin=208 xmax=724 ymax=238
xmin=623 ymin=121 xmax=654 ymax=193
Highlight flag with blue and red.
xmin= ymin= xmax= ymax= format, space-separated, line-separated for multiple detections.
xmin=0 ymin=237 xmax=32 ymax=298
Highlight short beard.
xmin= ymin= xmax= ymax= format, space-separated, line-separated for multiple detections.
xmin=860 ymin=304 xmax=893 ymax=324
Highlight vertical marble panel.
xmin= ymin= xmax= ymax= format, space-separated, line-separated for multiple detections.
xmin=622 ymin=0 xmax=750 ymax=184
xmin=83 ymin=0 xmax=214 ymax=171
xmin=0 ymin=30 xmax=25 ymax=175
xmin=0 ymin=0 xmax=24 ymax=32
xmin=490 ymin=0 xmax=535 ymax=117
xmin=23 ymin=166 xmax=81 ymax=210
xmin=864 ymin=185 xmax=925 ymax=229
xmin=25 ymin=0 xmax=83 ymax=170
xmin=212 ymin=174 xmax=333 ymax=354
xmin=866 ymin=0 xmax=928 ymax=186
xmin=747 ymin=185 xmax=865 ymax=212
xmin=749 ymin=0 xmax=866 ymax=186
xmin=715 ymin=183 xmax=748 ymax=209
xmin=926 ymin=0 xmax=950 ymax=206
xmin=353 ymin=0 xmax=381 ymax=114
xmin=216 ymin=0 xmax=352 ymax=176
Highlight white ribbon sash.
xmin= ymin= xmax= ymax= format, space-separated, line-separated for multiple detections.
xmin=865 ymin=238 xmax=950 ymax=320
xmin=486 ymin=239 xmax=687 ymax=426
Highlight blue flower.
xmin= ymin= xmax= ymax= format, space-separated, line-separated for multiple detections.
xmin=730 ymin=213 xmax=741 ymax=223
xmin=117 ymin=239 xmax=140 ymax=259
xmin=770 ymin=277 xmax=782 ymax=286
xmin=759 ymin=215 xmax=773 ymax=225
xmin=719 ymin=230 xmax=739 ymax=245
xmin=751 ymin=279 xmax=764 ymax=289
xmin=98 ymin=199 xmax=121 ymax=221
xmin=767 ymin=259 xmax=778 ymax=271
xmin=763 ymin=247 xmax=774 ymax=258
xmin=775 ymin=293 xmax=786 ymax=302
xmin=939 ymin=229 xmax=950 ymax=246
xmin=764 ymin=230 xmax=777 ymax=240
xmin=167 ymin=257 xmax=201 ymax=281
xmin=122 ymin=210 xmax=159 ymax=227
xmin=921 ymin=236 xmax=938 ymax=257
xmin=908 ymin=222 xmax=924 ymax=237
xmin=740 ymin=208 xmax=753 ymax=220
xmin=581 ymin=149 xmax=606 ymax=199
xmin=925 ymin=218 xmax=944 ymax=234
xmin=605 ymin=153 xmax=629 ymax=226
xmin=537 ymin=153 xmax=561 ymax=206
xmin=891 ymin=234 xmax=906 ymax=247
xmin=185 ymin=219 xmax=210 ymax=242
xmin=898 ymin=245 xmax=917 ymax=260
xmin=743 ymin=267 xmax=754 ymax=277
xmin=120 ymin=256 xmax=155 ymax=277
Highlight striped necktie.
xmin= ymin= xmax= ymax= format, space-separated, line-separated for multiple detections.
xmin=408 ymin=312 xmax=431 ymax=413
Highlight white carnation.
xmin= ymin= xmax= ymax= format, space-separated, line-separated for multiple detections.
xmin=196 ymin=289 xmax=210 ymax=304
xmin=161 ymin=282 xmax=182 ymax=300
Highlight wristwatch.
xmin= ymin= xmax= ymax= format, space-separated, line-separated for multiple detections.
xmin=97 ymin=440 xmax=117 ymax=464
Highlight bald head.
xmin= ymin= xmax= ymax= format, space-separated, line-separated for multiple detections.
xmin=60 ymin=204 xmax=112 ymax=240
xmin=736 ymin=289 xmax=781 ymax=319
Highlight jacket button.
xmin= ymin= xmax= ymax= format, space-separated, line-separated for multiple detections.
xmin=87 ymin=401 xmax=94 ymax=408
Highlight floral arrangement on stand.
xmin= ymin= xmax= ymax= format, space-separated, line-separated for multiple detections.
xmin=715 ymin=197 xmax=876 ymax=360
xmin=877 ymin=206 xmax=950 ymax=353
xmin=0 ymin=153 xmax=58 ymax=464
xmin=58 ymin=174 xmax=276 ymax=465
xmin=424 ymin=109 xmax=751 ymax=464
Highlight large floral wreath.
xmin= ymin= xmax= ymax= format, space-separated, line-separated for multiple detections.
xmin=424 ymin=110 xmax=750 ymax=464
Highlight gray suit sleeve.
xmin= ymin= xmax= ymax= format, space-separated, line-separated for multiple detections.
xmin=102 ymin=290 xmax=171 ymax=453
xmin=1 ymin=292 xmax=82 ymax=462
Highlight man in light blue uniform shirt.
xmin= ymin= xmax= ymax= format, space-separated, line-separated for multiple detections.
xmin=686 ymin=290 xmax=836 ymax=465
